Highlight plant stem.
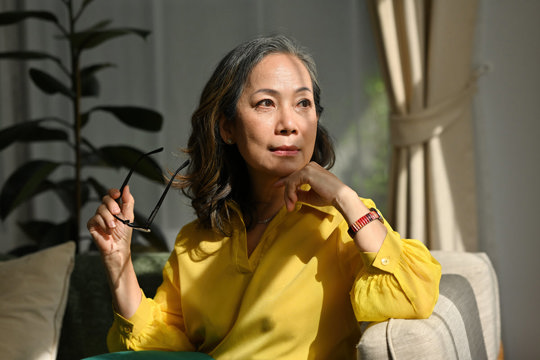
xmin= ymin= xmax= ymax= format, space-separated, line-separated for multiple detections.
xmin=67 ymin=0 xmax=82 ymax=252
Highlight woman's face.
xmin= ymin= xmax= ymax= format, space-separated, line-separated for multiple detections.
xmin=221 ymin=53 xmax=318 ymax=182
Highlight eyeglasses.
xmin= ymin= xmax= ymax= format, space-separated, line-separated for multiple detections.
xmin=113 ymin=147 xmax=189 ymax=232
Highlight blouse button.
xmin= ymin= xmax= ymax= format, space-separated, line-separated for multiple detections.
xmin=381 ymin=257 xmax=389 ymax=266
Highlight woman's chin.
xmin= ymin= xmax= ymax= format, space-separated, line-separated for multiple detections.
xmin=247 ymin=157 xmax=310 ymax=181
xmin=272 ymin=162 xmax=308 ymax=178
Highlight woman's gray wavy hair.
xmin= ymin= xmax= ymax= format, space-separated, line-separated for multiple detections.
xmin=180 ymin=35 xmax=335 ymax=234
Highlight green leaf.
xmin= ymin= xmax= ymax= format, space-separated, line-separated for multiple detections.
xmin=8 ymin=244 xmax=40 ymax=257
xmin=20 ymin=126 xmax=68 ymax=142
xmin=80 ymin=0 xmax=96 ymax=13
xmin=80 ymin=137 xmax=99 ymax=156
xmin=86 ymin=176 xmax=108 ymax=197
xmin=20 ymin=218 xmax=77 ymax=248
xmin=89 ymin=105 xmax=163 ymax=132
xmin=41 ymin=219 xmax=77 ymax=247
xmin=0 ymin=120 xmax=68 ymax=151
xmin=0 ymin=122 xmax=31 ymax=150
xmin=29 ymin=68 xmax=74 ymax=98
xmin=81 ymin=73 xmax=99 ymax=97
xmin=70 ymin=28 xmax=150 ymax=52
xmin=98 ymin=145 xmax=164 ymax=183
xmin=0 ymin=160 xmax=60 ymax=219
xmin=80 ymin=112 xmax=90 ymax=128
xmin=0 ymin=51 xmax=62 ymax=64
xmin=79 ymin=63 xmax=115 ymax=98
xmin=80 ymin=144 xmax=109 ymax=168
xmin=0 ymin=11 xmax=58 ymax=26
xmin=80 ymin=19 xmax=112 ymax=32
xmin=53 ymin=178 xmax=91 ymax=213
xmin=18 ymin=220 xmax=55 ymax=243
xmin=80 ymin=143 xmax=109 ymax=168
xmin=80 ymin=63 xmax=115 ymax=77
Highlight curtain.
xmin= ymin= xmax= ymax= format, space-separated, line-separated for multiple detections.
xmin=367 ymin=0 xmax=480 ymax=250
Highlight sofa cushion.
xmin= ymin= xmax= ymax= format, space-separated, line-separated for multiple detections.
xmin=0 ymin=241 xmax=75 ymax=360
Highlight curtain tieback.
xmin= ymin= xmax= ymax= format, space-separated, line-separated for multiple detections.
xmin=389 ymin=67 xmax=487 ymax=147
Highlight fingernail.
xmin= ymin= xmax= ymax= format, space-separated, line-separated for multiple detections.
xmin=109 ymin=221 xmax=116 ymax=228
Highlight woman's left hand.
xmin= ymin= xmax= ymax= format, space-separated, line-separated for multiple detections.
xmin=275 ymin=162 xmax=386 ymax=252
xmin=274 ymin=161 xmax=358 ymax=215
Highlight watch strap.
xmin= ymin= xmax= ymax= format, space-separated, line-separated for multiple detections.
xmin=347 ymin=207 xmax=383 ymax=238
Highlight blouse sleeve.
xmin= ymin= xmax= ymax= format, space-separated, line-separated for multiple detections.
xmin=347 ymin=199 xmax=442 ymax=322
xmin=106 ymin=249 xmax=195 ymax=352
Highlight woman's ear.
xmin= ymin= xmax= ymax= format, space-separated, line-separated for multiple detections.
xmin=219 ymin=116 xmax=235 ymax=144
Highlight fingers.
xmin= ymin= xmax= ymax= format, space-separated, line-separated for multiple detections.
xmin=87 ymin=212 xmax=109 ymax=236
xmin=274 ymin=168 xmax=306 ymax=211
xmin=282 ymin=183 xmax=300 ymax=212
xmin=275 ymin=162 xmax=320 ymax=211
xmin=275 ymin=162 xmax=347 ymax=211
xmin=87 ymin=202 xmax=118 ymax=237
xmin=87 ymin=186 xmax=134 ymax=236
xmin=109 ymin=187 xmax=121 ymax=200
xmin=117 ymin=185 xmax=135 ymax=221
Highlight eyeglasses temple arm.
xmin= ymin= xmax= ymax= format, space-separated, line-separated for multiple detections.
xmin=117 ymin=147 xmax=164 ymax=198
xmin=144 ymin=159 xmax=190 ymax=228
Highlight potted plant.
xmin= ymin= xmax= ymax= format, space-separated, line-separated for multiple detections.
xmin=0 ymin=0 xmax=169 ymax=254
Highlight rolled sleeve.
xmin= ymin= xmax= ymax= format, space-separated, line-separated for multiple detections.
xmin=351 ymin=227 xmax=441 ymax=322
xmin=107 ymin=286 xmax=195 ymax=352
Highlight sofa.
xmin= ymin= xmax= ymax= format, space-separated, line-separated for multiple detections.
xmin=0 ymin=242 xmax=502 ymax=360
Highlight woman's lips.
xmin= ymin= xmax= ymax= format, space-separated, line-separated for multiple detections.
xmin=270 ymin=145 xmax=299 ymax=156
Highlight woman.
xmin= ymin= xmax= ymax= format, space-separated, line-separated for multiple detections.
xmin=88 ymin=35 xmax=441 ymax=359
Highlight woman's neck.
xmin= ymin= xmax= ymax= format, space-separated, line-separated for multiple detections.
xmin=249 ymin=173 xmax=285 ymax=221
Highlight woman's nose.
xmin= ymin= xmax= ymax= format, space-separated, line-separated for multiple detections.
xmin=276 ymin=107 xmax=298 ymax=135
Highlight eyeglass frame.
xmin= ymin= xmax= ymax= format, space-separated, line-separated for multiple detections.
xmin=113 ymin=147 xmax=189 ymax=232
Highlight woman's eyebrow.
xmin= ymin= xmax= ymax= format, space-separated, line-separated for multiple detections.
xmin=252 ymin=86 xmax=312 ymax=95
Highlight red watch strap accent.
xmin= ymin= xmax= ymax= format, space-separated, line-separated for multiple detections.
xmin=347 ymin=208 xmax=383 ymax=238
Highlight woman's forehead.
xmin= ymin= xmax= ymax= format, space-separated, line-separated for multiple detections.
xmin=245 ymin=53 xmax=313 ymax=92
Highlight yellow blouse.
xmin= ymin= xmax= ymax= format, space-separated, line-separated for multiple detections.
xmin=107 ymin=199 xmax=441 ymax=359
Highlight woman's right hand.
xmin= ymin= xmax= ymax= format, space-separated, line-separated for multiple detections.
xmin=87 ymin=186 xmax=135 ymax=261
xmin=87 ymin=186 xmax=143 ymax=317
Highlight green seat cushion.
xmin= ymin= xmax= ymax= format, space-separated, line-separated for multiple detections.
xmin=83 ymin=351 xmax=214 ymax=360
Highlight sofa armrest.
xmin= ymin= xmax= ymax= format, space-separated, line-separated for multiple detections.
xmin=356 ymin=251 xmax=501 ymax=360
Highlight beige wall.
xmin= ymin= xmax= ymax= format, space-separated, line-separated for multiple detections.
xmin=474 ymin=0 xmax=540 ymax=358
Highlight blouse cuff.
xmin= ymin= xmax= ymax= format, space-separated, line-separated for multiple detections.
xmin=113 ymin=290 xmax=153 ymax=338
xmin=359 ymin=230 xmax=403 ymax=273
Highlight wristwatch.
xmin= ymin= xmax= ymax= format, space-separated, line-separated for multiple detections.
xmin=347 ymin=207 xmax=384 ymax=238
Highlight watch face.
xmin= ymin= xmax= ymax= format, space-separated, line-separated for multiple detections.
xmin=371 ymin=208 xmax=384 ymax=223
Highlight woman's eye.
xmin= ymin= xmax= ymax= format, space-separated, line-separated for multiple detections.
xmin=298 ymin=99 xmax=311 ymax=108
xmin=256 ymin=99 xmax=274 ymax=107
